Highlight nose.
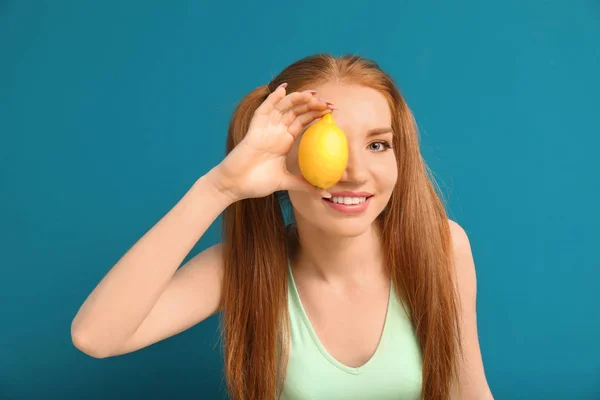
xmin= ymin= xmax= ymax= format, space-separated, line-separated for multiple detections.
xmin=339 ymin=144 xmax=368 ymax=185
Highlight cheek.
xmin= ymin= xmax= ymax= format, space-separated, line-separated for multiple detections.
xmin=373 ymin=157 xmax=398 ymax=191
xmin=286 ymin=190 xmax=315 ymax=220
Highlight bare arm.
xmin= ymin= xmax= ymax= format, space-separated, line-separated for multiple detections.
xmin=71 ymin=86 xmax=331 ymax=359
xmin=448 ymin=219 xmax=494 ymax=399
xmin=71 ymin=169 xmax=232 ymax=358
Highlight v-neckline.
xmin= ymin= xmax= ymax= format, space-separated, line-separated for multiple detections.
xmin=287 ymin=261 xmax=393 ymax=375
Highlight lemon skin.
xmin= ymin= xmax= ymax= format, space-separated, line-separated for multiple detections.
xmin=298 ymin=113 xmax=348 ymax=190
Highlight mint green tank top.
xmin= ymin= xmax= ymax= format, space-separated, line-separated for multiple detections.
xmin=280 ymin=262 xmax=423 ymax=400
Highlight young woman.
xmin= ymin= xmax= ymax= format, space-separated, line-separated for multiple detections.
xmin=71 ymin=53 xmax=494 ymax=400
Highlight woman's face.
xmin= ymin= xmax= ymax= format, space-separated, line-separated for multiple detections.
xmin=285 ymin=82 xmax=398 ymax=238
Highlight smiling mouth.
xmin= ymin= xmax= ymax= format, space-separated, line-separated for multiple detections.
xmin=323 ymin=195 xmax=373 ymax=205
xmin=321 ymin=194 xmax=373 ymax=214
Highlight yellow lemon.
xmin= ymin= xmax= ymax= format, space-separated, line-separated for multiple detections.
xmin=298 ymin=113 xmax=348 ymax=189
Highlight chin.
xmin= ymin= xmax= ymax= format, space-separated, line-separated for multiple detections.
xmin=314 ymin=218 xmax=376 ymax=238
xmin=291 ymin=195 xmax=387 ymax=238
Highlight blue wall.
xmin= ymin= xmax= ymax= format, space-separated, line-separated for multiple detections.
xmin=1 ymin=1 xmax=598 ymax=399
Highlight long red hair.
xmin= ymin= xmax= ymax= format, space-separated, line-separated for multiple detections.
xmin=220 ymin=54 xmax=463 ymax=400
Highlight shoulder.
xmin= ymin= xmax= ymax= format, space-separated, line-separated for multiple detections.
xmin=448 ymin=219 xmax=474 ymax=269
xmin=448 ymin=219 xmax=471 ymax=252
xmin=447 ymin=219 xmax=477 ymax=298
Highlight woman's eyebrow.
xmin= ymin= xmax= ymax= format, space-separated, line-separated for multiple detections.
xmin=366 ymin=127 xmax=394 ymax=137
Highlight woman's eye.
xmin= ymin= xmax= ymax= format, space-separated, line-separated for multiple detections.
xmin=369 ymin=141 xmax=392 ymax=152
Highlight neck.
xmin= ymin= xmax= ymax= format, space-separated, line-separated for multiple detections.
xmin=289 ymin=220 xmax=386 ymax=286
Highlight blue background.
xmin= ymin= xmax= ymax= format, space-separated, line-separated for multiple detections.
xmin=1 ymin=1 xmax=599 ymax=399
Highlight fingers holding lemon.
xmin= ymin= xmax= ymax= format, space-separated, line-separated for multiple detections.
xmin=217 ymin=85 xmax=341 ymax=201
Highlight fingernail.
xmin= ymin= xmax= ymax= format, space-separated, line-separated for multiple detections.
xmin=303 ymin=89 xmax=318 ymax=95
xmin=277 ymin=82 xmax=288 ymax=89
xmin=327 ymin=104 xmax=338 ymax=110
xmin=321 ymin=189 xmax=332 ymax=198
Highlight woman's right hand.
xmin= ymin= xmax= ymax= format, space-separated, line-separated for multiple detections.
xmin=212 ymin=83 xmax=335 ymax=202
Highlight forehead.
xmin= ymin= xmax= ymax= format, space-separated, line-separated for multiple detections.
xmin=305 ymin=82 xmax=392 ymax=135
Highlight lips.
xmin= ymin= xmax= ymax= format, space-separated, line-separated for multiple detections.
xmin=327 ymin=191 xmax=373 ymax=198
xmin=321 ymin=192 xmax=374 ymax=214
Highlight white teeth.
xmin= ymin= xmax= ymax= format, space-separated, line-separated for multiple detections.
xmin=330 ymin=196 xmax=367 ymax=204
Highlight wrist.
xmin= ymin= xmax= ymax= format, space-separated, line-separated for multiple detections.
xmin=201 ymin=166 xmax=242 ymax=205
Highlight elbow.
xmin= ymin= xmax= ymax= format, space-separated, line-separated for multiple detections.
xmin=70 ymin=321 xmax=112 ymax=359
